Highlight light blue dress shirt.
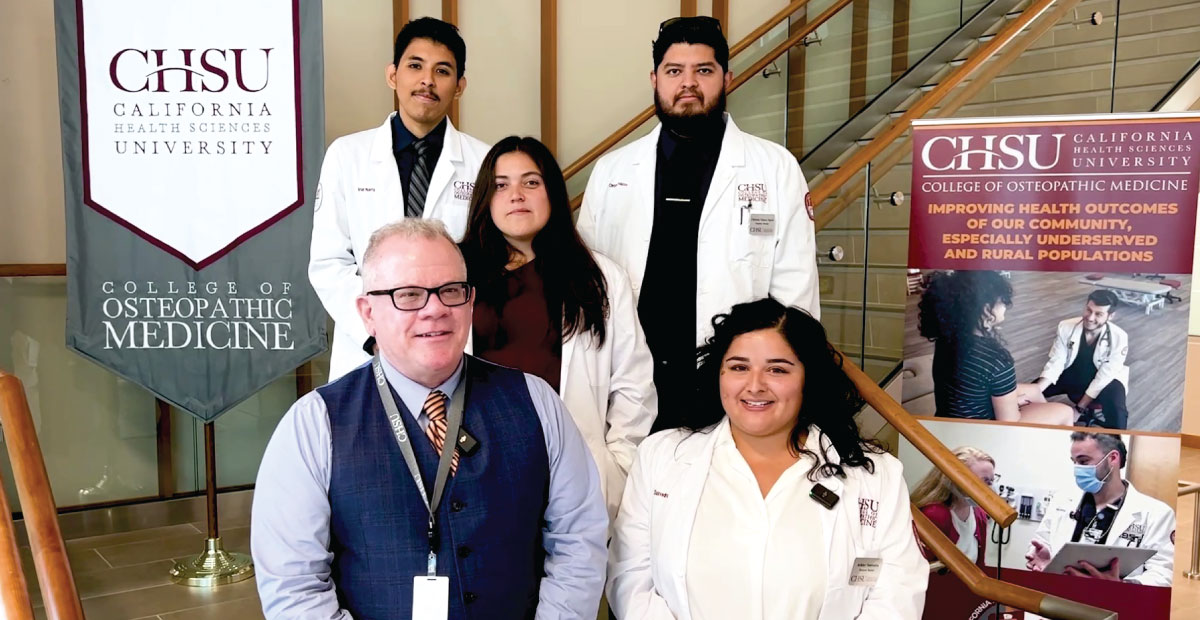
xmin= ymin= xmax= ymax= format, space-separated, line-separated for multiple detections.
xmin=251 ymin=354 xmax=609 ymax=619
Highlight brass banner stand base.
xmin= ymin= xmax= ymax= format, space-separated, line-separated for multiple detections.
xmin=169 ymin=537 xmax=254 ymax=587
xmin=169 ymin=422 xmax=253 ymax=587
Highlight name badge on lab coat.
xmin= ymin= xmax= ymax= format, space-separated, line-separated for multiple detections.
xmin=849 ymin=557 xmax=882 ymax=586
xmin=748 ymin=213 xmax=776 ymax=236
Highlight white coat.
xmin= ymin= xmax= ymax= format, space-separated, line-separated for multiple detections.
xmin=1039 ymin=319 xmax=1130 ymax=399
xmin=577 ymin=115 xmax=820 ymax=347
xmin=467 ymin=253 xmax=657 ymax=522
xmin=1028 ymin=481 xmax=1175 ymax=587
xmin=609 ymin=418 xmax=928 ymax=619
xmin=309 ymin=113 xmax=491 ymax=381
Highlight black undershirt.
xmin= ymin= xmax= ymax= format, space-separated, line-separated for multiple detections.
xmin=390 ymin=115 xmax=447 ymax=206
xmin=638 ymin=120 xmax=725 ymax=431
xmin=1059 ymin=329 xmax=1100 ymax=391
xmin=1071 ymin=485 xmax=1125 ymax=545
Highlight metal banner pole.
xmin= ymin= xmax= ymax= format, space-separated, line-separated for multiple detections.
xmin=169 ymin=422 xmax=254 ymax=586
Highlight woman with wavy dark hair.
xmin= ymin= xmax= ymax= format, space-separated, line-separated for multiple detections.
xmin=918 ymin=270 xmax=1072 ymax=425
xmin=608 ymin=297 xmax=927 ymax=620
xmin=459 ymin=136 xmax=656 ymax=521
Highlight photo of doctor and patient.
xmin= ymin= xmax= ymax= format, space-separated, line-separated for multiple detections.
xmin=901 ymin=421 xmax=1178 ymax=620
xmin=900 ymin=269 xmax=1190 ymax=432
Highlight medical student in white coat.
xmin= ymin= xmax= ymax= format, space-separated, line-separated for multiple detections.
xmin=310 ymin=17 xmax=491 ymax=381
xmin=1034 ymin=289 xmax=1131 ymax=429
xmin=609 ymin=299 xmax=926 ymax=620
xmin=459 ymin=137 xmax=657 ymax=520
xmin=1025 ymin=432 xmax=1174 ymax=587
xmin=577 ymin=17 xmax=819 ymax=432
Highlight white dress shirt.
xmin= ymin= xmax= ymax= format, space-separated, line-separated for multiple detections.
xmin=685 ymin=425 xmax=826 ymax=620
xmin=951 ymin=507 xmax=978 ymax=564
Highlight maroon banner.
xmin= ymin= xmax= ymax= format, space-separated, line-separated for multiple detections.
xmin=909 ymin=117 xmax=1200 ymax=273
xmin=924 ymin=567 xmax=1172 ymax=619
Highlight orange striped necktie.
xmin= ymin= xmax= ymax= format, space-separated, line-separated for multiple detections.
xmin=422 ymin=390 xmax=459 ymax=475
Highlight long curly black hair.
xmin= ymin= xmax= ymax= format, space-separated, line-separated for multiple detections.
xmin=673 ymin=297 xmax=883 ymax=480
xmin=917 ymin=270 xmax=1012 ymax=344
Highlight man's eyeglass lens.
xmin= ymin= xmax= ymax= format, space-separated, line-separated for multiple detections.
xmin=370 ymin=282 xmax=472 ymax=311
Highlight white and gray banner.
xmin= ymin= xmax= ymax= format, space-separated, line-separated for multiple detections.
xmin=55 ymin=0 xmax=326 ymax=420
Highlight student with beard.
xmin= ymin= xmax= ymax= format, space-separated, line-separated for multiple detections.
xmin=578 ymin=17 xmax=819 ymax=431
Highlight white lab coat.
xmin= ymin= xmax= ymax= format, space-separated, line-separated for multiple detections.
xmin=499 ymin=253 xmax=658 ymax=521
xmin=577 ymin=115 xmax=820 ymax=346
xmin=1028 ymin=481 xmax=1175 ymax=586
xmin=309 ymin=113 xmax=491 ymax=381
xmin=1039 ymin=319 xmax=1130 ymax=399
xmin=609 ymin=418 xmax=928 ymax=619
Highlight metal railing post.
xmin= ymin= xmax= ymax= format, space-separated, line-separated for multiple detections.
xmin=1181 ymin=481 xmax=1200 ymax=579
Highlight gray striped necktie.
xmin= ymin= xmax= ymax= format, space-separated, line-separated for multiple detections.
xmin=406 ymin=139 xmax=433 ymax=218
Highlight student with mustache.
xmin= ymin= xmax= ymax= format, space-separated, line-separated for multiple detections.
xmin=310 ymin=17 xmax=491 ymax=382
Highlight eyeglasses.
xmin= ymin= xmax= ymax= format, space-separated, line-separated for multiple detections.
xmin=659 ymin=16 xmax=722 ymax=34
xmin=366 ymin=282 xmax=473 ymax=311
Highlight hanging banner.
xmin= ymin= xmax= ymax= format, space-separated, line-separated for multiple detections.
xmin=55 ymin=0 xmax=327 ymax=420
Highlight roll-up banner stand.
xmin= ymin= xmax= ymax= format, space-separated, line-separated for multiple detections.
xmin=901 ymin=113 xmax=1200 ymax=619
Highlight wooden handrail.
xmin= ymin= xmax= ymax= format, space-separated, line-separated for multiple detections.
xmin=815 ymin=0 xmax=1082 ymax=230
xmin=810 ymin=0 xmax=1059 ymax=207
xmin=843 ymin=353 xmax=1016 ymax=526
xmin=561 ymin=0 xmax=814 ymax=181
xmin=913 ymin=507 xmax=1118 ymax=620
xmin=0 ymin=264 xmax=67 ymax=277
xmin=0 ymin=372 xmax=83 ymax=620
xmin=0 ymin=476 xmax=33 ymax=619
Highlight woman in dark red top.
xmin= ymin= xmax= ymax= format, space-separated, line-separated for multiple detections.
xmin=910 ymin=446 xmax=996 ymax=565
xmin=459 ymin=137 xmax=657 ymax=521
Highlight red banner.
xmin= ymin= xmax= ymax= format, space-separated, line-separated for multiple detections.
xmin=909 ymin=116 xmax=1200 ymax=273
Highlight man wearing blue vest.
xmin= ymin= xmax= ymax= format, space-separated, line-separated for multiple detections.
xmin=252 ymin=219 xmax=608 ymax=619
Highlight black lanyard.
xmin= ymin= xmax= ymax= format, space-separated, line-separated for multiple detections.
xmin=372 ymin=353 xmax=466 ymax=575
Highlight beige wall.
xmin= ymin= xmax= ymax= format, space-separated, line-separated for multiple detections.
xmin=324 ymin=0 xmax=395 ymax=145
xmin=0 ymin=0 xmax=65 ymax=264
xmin=1185 ymin=338 xmax=1200 ymax=435
xmin=459 ymin=0 xmax=541 ymax=145
xmin=557 ymin=0 xmax=677 ymax=164
xmin=1127 ymin=434 xmax=1181 ymax=507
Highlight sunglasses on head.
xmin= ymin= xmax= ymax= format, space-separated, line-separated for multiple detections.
xmin=659 ymin=16 xmax=722 ymax=33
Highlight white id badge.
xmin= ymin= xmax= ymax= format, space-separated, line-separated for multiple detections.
xmin=849 ymin=557 xmax=882 ymax=586
xmin=748 ymin=213 xmax=776 ymax=235
xmin=412 ymin=576 xmax=449 ymax=620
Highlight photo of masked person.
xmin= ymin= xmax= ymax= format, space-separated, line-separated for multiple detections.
xmin=1024 ymin=432 xmax=1174 ymax=586
xmin=910 ymin=446 xmax=996 ymax=566
xmin=1034 ymin=290 xmax=1130 ymax=429
xmin=899 ymin=421 xmax=1179 ymax=618
xmin=915 ymin=270 xmax=1074 ymax=425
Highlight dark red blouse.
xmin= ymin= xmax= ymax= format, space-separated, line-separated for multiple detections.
xmin=471 ymin=260 xmax=562 ymax=392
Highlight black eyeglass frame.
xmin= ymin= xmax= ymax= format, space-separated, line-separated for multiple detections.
xmin=365 ymin=281 xmax=474 ymax=311
xmin=659 ymin=15 xmax=722 ymax=33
